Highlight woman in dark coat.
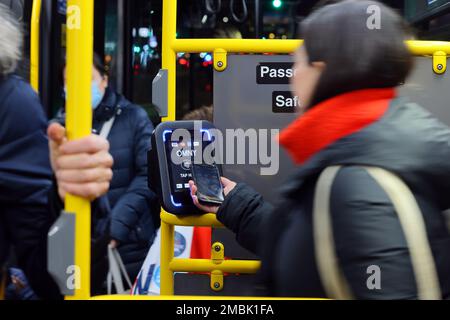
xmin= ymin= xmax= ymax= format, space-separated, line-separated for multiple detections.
xmin=57 ymin=55 xmax=160 ymax=282
xmin=190 ymin=0 xmax=450 ymax=299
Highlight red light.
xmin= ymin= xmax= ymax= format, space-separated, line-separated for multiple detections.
xmin=179 ymin=58 xmax=187 ymax=65
xmin=202 ymin=62 xmax=209 ymax=67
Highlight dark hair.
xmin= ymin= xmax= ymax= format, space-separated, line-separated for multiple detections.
xmin=300 ymin=0 xmax=414 ymax=107
xmin=93 ymin=53 xmax=107 ymax=77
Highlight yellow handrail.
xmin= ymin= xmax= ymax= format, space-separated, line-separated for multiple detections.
xmin=30 ymin=0 xmax=42 ymax=92
xmin=172 ymin=39 xmax=302 ymax=53
xmin=172 ymin=38 xmax=450 ymax=55
xmin=161 ymin=211 xmax=224 ymax=227
xmin=170 ymin=259 xmax=261 ymax=274
xmin=65 ymin=0 xmax=94 ymax=300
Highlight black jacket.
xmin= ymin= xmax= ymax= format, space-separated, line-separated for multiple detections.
xmin=0 ymin=75 xmax=60 ymax=299
xmin=217 ymin=94 xmax=450 ymax=299
xmin=55 ymin=88 xmax=160 ymax=279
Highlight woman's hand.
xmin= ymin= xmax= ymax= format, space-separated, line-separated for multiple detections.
xmin=48 ymin=122 xmax=114 ymax=201
xmin=109 ymin=239 xmax=120 ymax=249
xmin=189 ymin=177 xmax=237 ymax=213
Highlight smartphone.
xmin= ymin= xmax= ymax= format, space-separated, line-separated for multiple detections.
xmin=190 ymin=163 xmax=224 ymax=206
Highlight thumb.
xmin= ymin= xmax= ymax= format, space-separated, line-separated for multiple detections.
xmin=47 ymin=122 xmax=66 ymax=145
xmin=221 ymin=177 xmax=233 ymax=186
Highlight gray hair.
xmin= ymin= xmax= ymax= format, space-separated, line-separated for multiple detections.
xmin=0 ymin=4 xmax=22 ymax=77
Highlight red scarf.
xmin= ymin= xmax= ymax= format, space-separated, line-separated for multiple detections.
xmin=279 ymin=88 xmax=396 ymax=165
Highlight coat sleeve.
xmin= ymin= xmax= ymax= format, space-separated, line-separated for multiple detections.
xmin=216 ymin=183 xmax=274 ymax=255
xmin=109 ymin=107 xmax=160 ymax=243
xmin=330 ymin=166 xmax=418 ymax=299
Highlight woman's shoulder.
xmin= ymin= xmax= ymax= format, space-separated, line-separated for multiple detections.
xmin=115 ymin=96 xmax=152 ymax=129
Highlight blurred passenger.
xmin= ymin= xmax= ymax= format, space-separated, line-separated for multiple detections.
xmin=182 ymin=105 xmax=214 ymax=123
xmin=0 ymin=4 xmax=113 ymax=299
xmin=190 ymin=0 xmax=450 ymax=299
xmin=56 ymin=54 xmax=160 ymax=282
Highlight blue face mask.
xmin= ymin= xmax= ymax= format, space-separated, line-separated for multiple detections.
xmin=64 ymin=81 xmax=105 ymax=110
xmin=91 ymin=81 xmax=104 ymax=110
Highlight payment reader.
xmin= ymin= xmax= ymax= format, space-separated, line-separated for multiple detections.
xmin=148 ymin=121 xmax=222 ymax=215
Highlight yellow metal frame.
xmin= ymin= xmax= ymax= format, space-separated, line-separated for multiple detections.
xmin=28 ymin=0 xmax=450 ymax=300
xmin=30 ymin=0 xmax=41 ymax=92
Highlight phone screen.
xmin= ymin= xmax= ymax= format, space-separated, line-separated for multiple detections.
xmin=191 ymin=164 xmax=224 ymax=204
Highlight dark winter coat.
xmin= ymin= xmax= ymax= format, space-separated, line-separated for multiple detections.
xmin=55 ymin=88 xmax=160 ymax=279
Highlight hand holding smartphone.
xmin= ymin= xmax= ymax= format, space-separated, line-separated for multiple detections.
xmin=190 ymin=163 xmax=225 ymax=206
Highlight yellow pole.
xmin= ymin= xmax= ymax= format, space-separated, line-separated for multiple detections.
xmin=30 ymin=0 xmax=42 ymax=92
xmin=65 ymin=0 xmax=94 ymax=300
xmin=162 ymin=0 xmax=177 ymax=122
xmin=160 ymin=217 xmax=175 ymax=295
xmin=159 ymin=0 xmax=177 ymax=296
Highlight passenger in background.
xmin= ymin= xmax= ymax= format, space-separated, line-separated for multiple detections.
xmin=182 ymin=105 xmax=214 ymax=123
xmin=56 ymin=54 xmax=160 ymax=284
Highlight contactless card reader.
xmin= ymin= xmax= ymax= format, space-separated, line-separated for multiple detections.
xmin=148 ymin=121 xmax=222 ymax=215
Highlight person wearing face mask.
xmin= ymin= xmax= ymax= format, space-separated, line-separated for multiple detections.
xmin=54 ymin=53 xmax=161 ymax=288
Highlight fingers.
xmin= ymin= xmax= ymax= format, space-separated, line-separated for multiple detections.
xmin=56 ymin=167 xmax=113 ymax=183
xmin=220 ymin=177 xmax=233 ymax=186
xmin=189 ymin=180 xmax=197 ymax=196
xmin=49 ymin=126 xmax=114 ymax=201
xmin=56 ymin=150 xmax=113 ymax=170
xmin=59 ymin=181 xmax=110 ymax=201
xmin=192 ymin=194 xmax=217 ymax=213
xmin=221 ymin=177 xmax=237 ymax=196
xmin=59 ymin=134 xmax=110 ymax=155
xmin=47 ymin=122 xmax=66 ymax=145
xmin=109 ymin=239 xmax=120 ymax=249
xmin=189 ymin=180 xmax=219 ymax=213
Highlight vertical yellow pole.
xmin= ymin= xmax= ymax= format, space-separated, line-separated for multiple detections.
xmin=30 ymin=0 xmax=42 ymax=92
xmin=160 ymin=217 xmax=175 ymax=295
xmin=162 ymin=0 xmax=177 ymax=122
xmin=65 ymin=0 xmax=94 ymax=300
xmin=160 ymin=0 xmax=177 ymax=295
